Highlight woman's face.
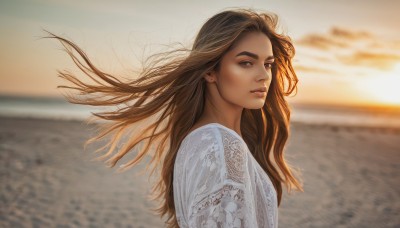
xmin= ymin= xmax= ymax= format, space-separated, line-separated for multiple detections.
xmin=207 ymin=31 xmax=274 ymax=109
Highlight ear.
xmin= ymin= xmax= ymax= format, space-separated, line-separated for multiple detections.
xmin=204 ymin=70 xmax=217 ymax=83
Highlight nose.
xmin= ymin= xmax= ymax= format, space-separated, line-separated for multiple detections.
xmin=256 ymin=65 xmax=272 ymax=82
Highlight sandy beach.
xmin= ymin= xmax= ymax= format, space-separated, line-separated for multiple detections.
xmin=1 ymin=116 xmax=399 ymax=227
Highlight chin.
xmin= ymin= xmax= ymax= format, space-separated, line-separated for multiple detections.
xmin=245 ymin=100 xmax=265 ymax=109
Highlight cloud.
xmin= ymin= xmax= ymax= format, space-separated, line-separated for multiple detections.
xmin=338 ymin=51 xmax=400 ymax=71
xmin=330 ymin=27 xmax=373 ymax=40
xmin=295 ymin=26 xmax=400 ymax=71
xmin=295 ymin=33 xmax=348 ymax=50
xmin=293 ymin=65 xmax=337 ymax=75
xmin=295 ymin=26 xmax=374 ymax=50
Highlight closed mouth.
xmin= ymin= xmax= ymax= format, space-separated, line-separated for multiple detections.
xmin=250 ymin=87 xmax=267 ymax=93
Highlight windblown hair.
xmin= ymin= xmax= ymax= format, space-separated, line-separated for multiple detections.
xmin=42 ymin=7 xmax=303 ymax=227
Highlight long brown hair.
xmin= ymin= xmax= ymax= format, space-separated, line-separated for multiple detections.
xmin=42 ymin=7 xmax=303 ymax=227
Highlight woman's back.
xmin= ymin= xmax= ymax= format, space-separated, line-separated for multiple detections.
xmin=173 ymin=123 xmax=278 ymax=228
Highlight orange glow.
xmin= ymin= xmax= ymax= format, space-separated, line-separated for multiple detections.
xmin=355 ymin=63 xmax=400 ymax=106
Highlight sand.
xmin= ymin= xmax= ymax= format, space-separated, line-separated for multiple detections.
xmin=0 ymin=116 xmax=399 ymax=227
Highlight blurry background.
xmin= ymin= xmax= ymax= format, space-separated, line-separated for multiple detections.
xmin=1 ymin=0 xmax=399 ymax=227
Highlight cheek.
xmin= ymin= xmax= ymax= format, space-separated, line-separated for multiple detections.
xmin=219 ymin=64 xmax=253 ymax=102
xmin=220 ymin=64 xmax=251 ymax=91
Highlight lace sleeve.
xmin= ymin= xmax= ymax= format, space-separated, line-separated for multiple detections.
xmin=185 ymin=127 xmax=253 ymax=228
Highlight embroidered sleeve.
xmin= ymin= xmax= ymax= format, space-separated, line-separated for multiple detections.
xmin=185 ymin=128 xmax=251 ymax=228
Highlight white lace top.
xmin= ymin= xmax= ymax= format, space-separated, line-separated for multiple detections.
xmin=173 ymin=123 xmax=278 ymax=228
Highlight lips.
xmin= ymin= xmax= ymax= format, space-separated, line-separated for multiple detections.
xmin=250 ymin=87 xmax=267 ymax=93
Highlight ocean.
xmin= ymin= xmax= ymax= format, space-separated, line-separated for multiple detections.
xmin=1 ymin=95 xmax=400 ymax=128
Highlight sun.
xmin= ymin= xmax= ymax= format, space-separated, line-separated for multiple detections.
xmin=357 ymin=63 xmax=400 ymax=106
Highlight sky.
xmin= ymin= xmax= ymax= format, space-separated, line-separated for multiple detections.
xmin=1 ymin=0 xmax=400 ymax=107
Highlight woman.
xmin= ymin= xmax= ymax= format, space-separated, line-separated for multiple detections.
xmin=43 ymin=7 xmax=303 ymax=228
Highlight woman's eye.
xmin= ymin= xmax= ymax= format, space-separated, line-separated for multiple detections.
xmin=240 ymin=61 xmax=252 ymax=67
xmin=240 ymin=61 xmax=274 ymax=69
xmin=264 ymin=63 xmax=273 ymax=68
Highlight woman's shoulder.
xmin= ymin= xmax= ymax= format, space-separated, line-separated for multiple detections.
xmin=181 ymin=123 xmax=248 ymax=159
xmin=181 ymin=123 xmax=221 ymax=150
xmin=182 ymin=122 xmax=250 ymax=185
xmin=184 ymin=122 xmax=244 ymax=142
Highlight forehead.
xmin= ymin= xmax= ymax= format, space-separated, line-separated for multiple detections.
xmin=228 ymin=32 xmax=273 ymax=56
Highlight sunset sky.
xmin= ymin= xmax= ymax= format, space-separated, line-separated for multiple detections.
xmin=1 ymin=0 xmax=400 ymax=107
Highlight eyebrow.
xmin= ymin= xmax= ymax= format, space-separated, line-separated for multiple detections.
xmin=235 ymin=51 xmax=274 ymax=61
